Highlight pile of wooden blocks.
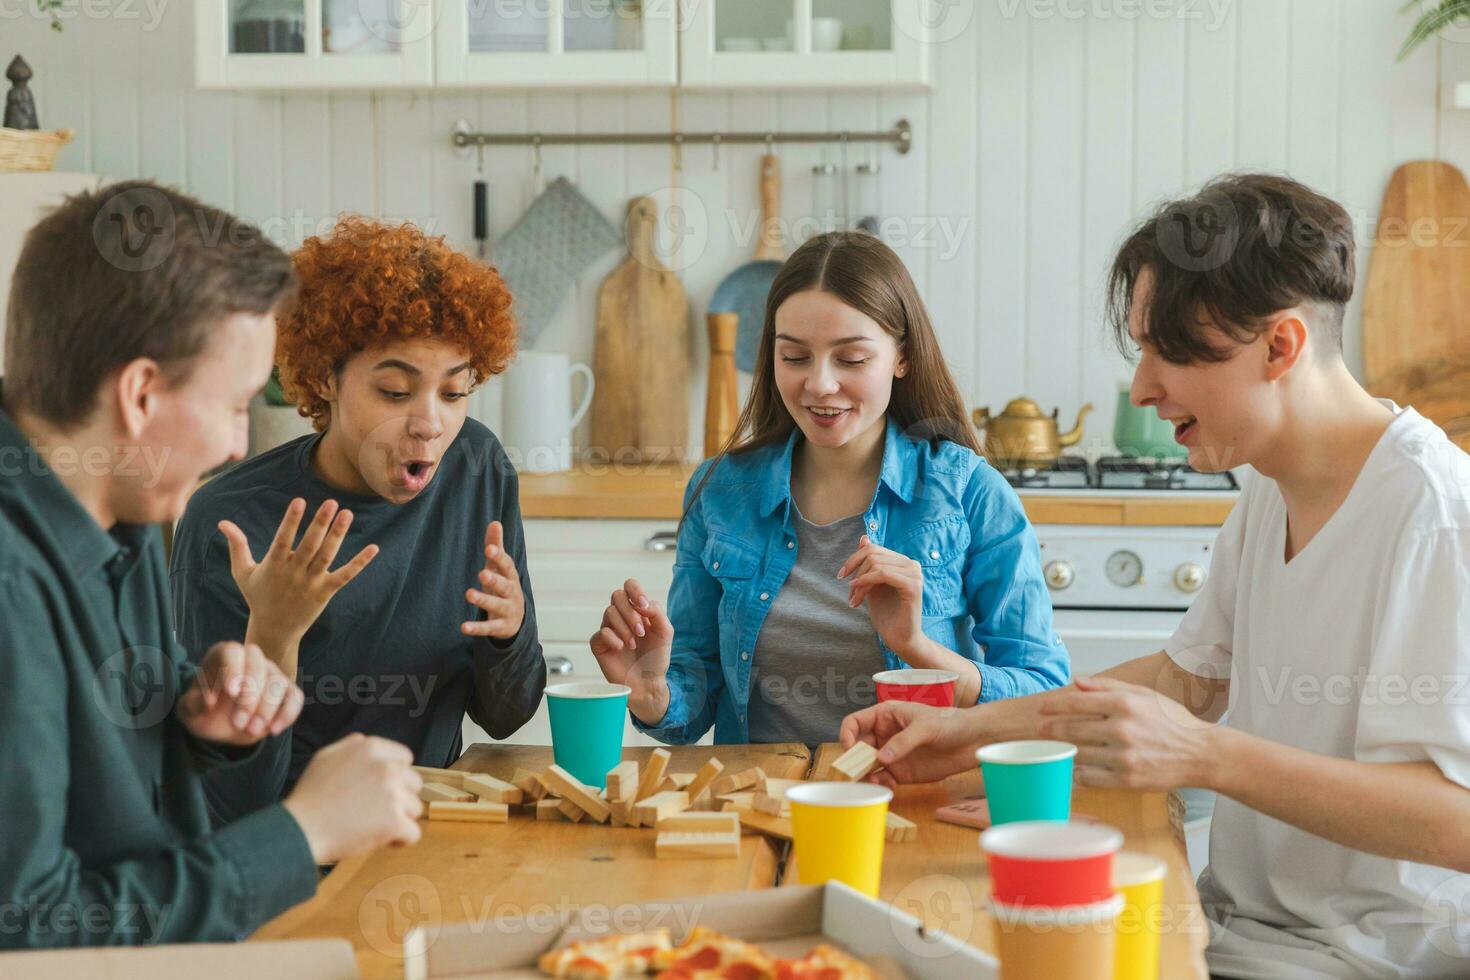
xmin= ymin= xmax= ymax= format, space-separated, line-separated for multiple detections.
xmin=410 ymin=742 xmax=915 ymax=854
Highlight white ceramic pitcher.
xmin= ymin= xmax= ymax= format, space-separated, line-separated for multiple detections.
xmin=499 ymin=351 xmax=594 ymax=473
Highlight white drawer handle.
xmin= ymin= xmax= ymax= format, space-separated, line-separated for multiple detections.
xmin=546 ymin=656 xmax=574 ymax=675
xmin=644 ymin=531 xmax=679 ymax=552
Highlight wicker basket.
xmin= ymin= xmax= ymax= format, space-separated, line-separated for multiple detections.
xmin=0 ymin=126 xmax=74 ymax=173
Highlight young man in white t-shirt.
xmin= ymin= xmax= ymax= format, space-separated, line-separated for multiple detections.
xmin=841 ymin=173 xmax=1470 ymax=978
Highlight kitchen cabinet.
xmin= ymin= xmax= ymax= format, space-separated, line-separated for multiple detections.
xmin=434 ymin=0 xmax=677 ymax=88
xmin=196 ymin=0 xmax=434 ymax=90
xmin=680 ymin=0 xmax=930 ymax=90
xmin=462 ymin=517 xmax=714 ymax=747
xmin=197 ymin=0 xmax=926 ymax=90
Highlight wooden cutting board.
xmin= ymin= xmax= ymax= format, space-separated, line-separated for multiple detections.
xmin=590 ymin=197 xmax=690 ymax=461
xmin=1363 ymin=161 xmax=1470 ymax=449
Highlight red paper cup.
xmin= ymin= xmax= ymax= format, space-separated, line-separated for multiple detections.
xmin=873 ymin=669 xmax=959 ymax=707
xmin=981 ymin=820 xmax=1124 ymax=908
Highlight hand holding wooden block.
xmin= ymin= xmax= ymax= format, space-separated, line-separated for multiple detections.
xmin=829 ymin=742 xmax=880 ymax=782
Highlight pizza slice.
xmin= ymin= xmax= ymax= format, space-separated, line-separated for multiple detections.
xmin=653 ymin=926 xmax=777 ymax=980
xmin=538 ymin=929 xmax=674 ymax=979
xmin=773 ymin=944 xmax=879 ymax=980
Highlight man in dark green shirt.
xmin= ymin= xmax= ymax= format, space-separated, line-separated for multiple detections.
xmin=0 ymin=181 xmax=424 ymax=948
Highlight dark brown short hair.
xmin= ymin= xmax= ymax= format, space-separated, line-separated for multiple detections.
xmin=1107 ymin=173 xmax=1355 ymax=364
xmin=4 ymin=179 xmax=297 ymax=427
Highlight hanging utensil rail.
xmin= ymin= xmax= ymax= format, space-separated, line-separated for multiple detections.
xmin=451 ymin=118 xmax=912 ymax=156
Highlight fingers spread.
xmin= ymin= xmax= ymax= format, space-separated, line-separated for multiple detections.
xmin=296 ymin=499 xmax=340 ymax=562
xmin=267 ymin=498 xmax=307 ymax=560
xmin=218 ymin=521 xmax=256 ymax=576
xmin=328 ymin=544 xmax=379 ymax=590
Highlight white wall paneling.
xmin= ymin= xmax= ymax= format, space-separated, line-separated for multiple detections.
xmin=3 ymin=1 xmax=1462 ymax=450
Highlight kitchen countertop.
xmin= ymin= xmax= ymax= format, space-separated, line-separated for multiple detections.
xmin=253 ymin=742 xmax=1209 ymax=979
xmin=519 ymin=462 xmax=1237 ymax=526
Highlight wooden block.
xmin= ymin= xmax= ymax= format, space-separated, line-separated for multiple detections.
xmin=535 ymin=798 xmax=568 ymax=822
xmin=730 ymin=805 xmax=794 ymax=841
xmin=462 ymin=773 xmax=523 ymax=805
xmin=428 ymin=801 xmax=509 ymax=823
xmin=512 ymin=769 xmax=549 ymax=802
xmin=656 ymin=810 xmax=740 ymax=835
xmin=670 ymin=772 xmax=695 ymax=789
xmin=710 ymin=766 xmax=765 ymax=798
xmin=656 ymin=831 xmax=740 ymax=859
xmin=885 ymin=812 xmax=918 ymax=843
xmin=829 ymin=742 xmax=880 ymax=783
xmin=752 ymin=793 xmax=787 ymax=817
xmin=412 ymin=765 xmax=467 ymax=788
xmin=420 ymin=781 xmax=475 ymax=803
xmin=540 ymin=765 xmax=612 ymax=823
xmin=633 ymin=791 xmax=690 ymax=826
xmin=685 ymin=759 xmax=725 ymax=807
xmin=764 ymin=778 xmax=802 ymax=797
xmin=636 ymin=748 xmax=672 ymax=803
xmin=609 ymin=800 xmax=634 ymax=827
xmin=558 ymin=798 xmax=588 ymax=823
xmin=657 ymin=777 xmax=678 ymax=794
xmin=716 ymin=791 xmax=756 ymax=810
xmin=606 ymin=761 xmax=640 ymax=803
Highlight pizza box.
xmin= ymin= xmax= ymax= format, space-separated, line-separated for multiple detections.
xmin=403 ymin=881 xmax=998 ymax=979
xmin=0 ymin=938 xmax=358 ymax=979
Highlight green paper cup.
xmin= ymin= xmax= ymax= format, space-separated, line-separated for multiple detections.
xmin=545 ymin=682 xmax=630 ymax=789
xmin=977 ymin=740 xmax=1077 ymax=826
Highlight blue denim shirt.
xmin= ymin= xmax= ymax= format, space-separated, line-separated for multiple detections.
xmin=634 ymin=419 xmax=1071 ymax=745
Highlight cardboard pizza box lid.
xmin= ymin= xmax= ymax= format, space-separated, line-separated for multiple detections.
xmin=403 ymin=882 xmax=996 ymax=980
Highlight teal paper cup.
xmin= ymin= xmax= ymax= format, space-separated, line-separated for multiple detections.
xmin=977 ymin=740 xmax=1077 ymax=825
xmin=546 ymin=682 xmax=630 ymax=789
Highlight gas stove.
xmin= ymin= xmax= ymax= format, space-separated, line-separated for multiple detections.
xmin=999 ymin=456 xmax=1239 ymax=494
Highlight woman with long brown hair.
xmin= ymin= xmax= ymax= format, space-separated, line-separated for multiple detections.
xmin=589 ymin=232 xmax=1069 ymax=746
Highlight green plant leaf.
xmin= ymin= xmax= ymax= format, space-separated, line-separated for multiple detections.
xmin=1400 ymin=0 xmax=1470 ymax=59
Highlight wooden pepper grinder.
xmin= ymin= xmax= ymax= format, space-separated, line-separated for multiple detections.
xmin=704 ymin=312 xmax=739 ymax=457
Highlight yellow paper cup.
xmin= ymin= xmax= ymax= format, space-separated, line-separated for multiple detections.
xmin=1112 ymin=851 xmax=1168 ymax=980
xmin=787 ymin=782 xmax=893 ymax=898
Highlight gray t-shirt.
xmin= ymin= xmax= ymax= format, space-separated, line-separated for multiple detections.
xmin=746 ymin=507 xmax=886 ymax=746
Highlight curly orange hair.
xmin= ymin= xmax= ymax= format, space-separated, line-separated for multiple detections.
xmin=276 ymin=216 xmax=516 ymax=430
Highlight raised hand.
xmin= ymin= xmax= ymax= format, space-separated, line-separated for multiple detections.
xmin=219 ymin=498 xmax=378 ymax=652
xmin=589 ymin=578 xmax=674 ymax=723
xmin=837 ymin=535 xmax=925 ymax=658
xmin=176 ymin=641 xmax=304 ymax=745
xmin=462 ymin=521 xmax=526 ymax=640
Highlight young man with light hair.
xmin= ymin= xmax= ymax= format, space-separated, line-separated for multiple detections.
xmin=0 ymin=181 xmax=423 ymax=947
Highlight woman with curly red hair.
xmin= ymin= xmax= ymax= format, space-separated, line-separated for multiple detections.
xmin=169 ymin=217 xmax=546 ymax=826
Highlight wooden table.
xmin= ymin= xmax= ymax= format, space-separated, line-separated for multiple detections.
xmin=256 ymin=742 xmax=1209 ymax=979
xmin=253 ymin=744 xmax=810 ymax=979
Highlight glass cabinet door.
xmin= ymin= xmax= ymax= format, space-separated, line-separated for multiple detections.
xmin=683 ymin=0 xmax=929 ymax=89
xmin=201 ymin=0 xmax=434 ymax=88
xmin=436 ymin=0 xmax=676 ymax=87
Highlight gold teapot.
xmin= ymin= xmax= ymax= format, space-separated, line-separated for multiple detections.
xmin=973 ymin=397 xmax=1093 ymax=468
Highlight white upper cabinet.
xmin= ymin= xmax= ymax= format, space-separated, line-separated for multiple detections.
xmin=680 ymin=0 xmax=930 ymax=90
xmin=197 ymin=0 xmax=435 ymax=89
xmin=435 ymin=0 xmax=677 ymax=88
xmin=197 ymin=0 xmax=928 ymax=90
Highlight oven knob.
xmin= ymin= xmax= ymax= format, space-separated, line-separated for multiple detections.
xmin=1044 ymin=560 xmax=1075 ymax=591
xmin=1174 ymin=562 xmax=1206 ymax=593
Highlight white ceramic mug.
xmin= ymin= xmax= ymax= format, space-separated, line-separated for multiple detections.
xmin=498 ymin=351 xmax=594 ymax=474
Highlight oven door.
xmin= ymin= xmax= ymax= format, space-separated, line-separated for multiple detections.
xmin=1051 ymin=607 xmax=1182 ymax=677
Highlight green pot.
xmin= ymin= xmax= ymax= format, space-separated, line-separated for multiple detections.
xmin=1112 ymin=388 xmax=1184 ymax=460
